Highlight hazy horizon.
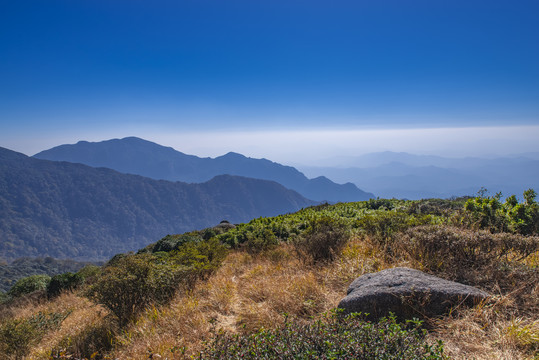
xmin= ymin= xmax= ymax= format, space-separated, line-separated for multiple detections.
xmin=1 ymin=1 xmax=538 ymax=165
xmin=3 ymin=124 xmax=538 ymax=168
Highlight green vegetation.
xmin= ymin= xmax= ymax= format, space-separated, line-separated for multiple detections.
xmin=199 ymin=311 xmax=446 ymax=359
xmin=0 ymin=257 xmax=98 ymax=293
xmin=0 ymin=189 xmax=537 ymax=359
xmin=46 ymin=272 xmax=83 ymax=299
xmin=464 ymin=188 xmax=539 ymax=235
xmin=292 ymin=216 xmax=351 ymax=263
xmin=86 ymin=238 xmax=228 ymax=327
xmin=7 ymin=274 xmax=51 ymax=298
xmin=0 ymin=147 xmax=313 ymax=261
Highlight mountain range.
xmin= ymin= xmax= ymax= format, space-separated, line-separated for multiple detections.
xmin=0 ymin=147 xmax=315 ymax=261
xmin=34 ymin=137 xmax=374 ymax=203
xmin=299 ymin=151 xmax=539 ymax=199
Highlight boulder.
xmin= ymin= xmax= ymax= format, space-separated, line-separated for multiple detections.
xmin=338 ymin=267 xmax=489 ymax=319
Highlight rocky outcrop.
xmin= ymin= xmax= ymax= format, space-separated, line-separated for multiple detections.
xmin=338 ymin=267 xmax=489 ymax=319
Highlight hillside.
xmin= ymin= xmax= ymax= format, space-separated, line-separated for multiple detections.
xmin=33 ymin=137 xmax=374 ymax=202
xmin=0 ymin=147 xmax=315 ymax=261
xmin=0 ymin=194 xmax=537 ymax=359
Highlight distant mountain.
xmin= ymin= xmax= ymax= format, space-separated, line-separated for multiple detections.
xmin=0 ymin=257 xmax=100 ymax=293
xmin=34 ymin=137 xmax=374 ymax=202
xmin=0 ymin=147 xmax=315 ymax=261
xmin=299 ymin=151 xmax=539 ymax=200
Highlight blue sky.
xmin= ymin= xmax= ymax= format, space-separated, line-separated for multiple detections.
xmin=1 ymin=0 xmax=538 ymax=163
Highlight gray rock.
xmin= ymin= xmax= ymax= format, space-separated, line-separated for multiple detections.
xmin=338 ymin=267 xmax=489 ymax=319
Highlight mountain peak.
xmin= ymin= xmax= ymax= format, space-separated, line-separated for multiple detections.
xmin=34 ymin=137 xmax=374 ymax=202
xmin=219 ymin=152 xmax=246 ymax=159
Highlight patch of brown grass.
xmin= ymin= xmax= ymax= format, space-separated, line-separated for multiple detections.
xmin=429 ymin=294 xmax=538 ymax=360
xmin=108 ymin=239 xmax=388 ymax=359
xmin=1 ymin=232 xmax=535 ymax=359
xmin=26 ymin=293 xmax=109 ymax=359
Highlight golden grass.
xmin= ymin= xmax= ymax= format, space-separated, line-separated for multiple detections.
xmin=109 ymin=239 xmax=396 ymax=358
xmin=429 ymin=297 xmax=539 ymax=360
xmin=1 ymin=236 xmax=536 ymax=359
xmin=27 ymin=293 xmax=108 ymax=359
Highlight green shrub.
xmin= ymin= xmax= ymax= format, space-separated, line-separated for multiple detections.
xmin=76 ymin=264 xmax=102 ymax=284
xmin=293 ymin=216 xmax=350 ymax=264
xmin=464 ymin=188 xmax=539 ymax=235
xmin=364 ymin=198 xmax=397 ymax=210
xmin=245 ymin=228 xmax=279 ymax=253
xmin=47 ymin=272 xmax=83 ymax=298
xmin=85 ymin=254 xmax=179 ymax=327
xmin=198 ymin=312 xmax=446 ymax=359
xmin=0 ymin=291 xmax=8 ymax=304
xmin=86 ymin=239 xmax=228 ymax=327
xmin=152 ymin=233 xmax=202 ymax=253
xmin=8 ymin=274 xmax=51 ymax=298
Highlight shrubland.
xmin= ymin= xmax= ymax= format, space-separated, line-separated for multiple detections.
xmin=0 ymin=189 xmax=537 ymax=359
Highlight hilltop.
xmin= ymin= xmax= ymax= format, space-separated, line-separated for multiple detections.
xmin=0 ymin=193 xmax=537 ymax=359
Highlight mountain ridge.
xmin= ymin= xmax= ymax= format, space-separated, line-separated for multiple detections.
xmin=0 ymin=146 xmax=315 ymax=261
xmin=34 ymin=137 xmax=374 ymax=202
xmin=299 ymin=151 xmax=539 ymax=200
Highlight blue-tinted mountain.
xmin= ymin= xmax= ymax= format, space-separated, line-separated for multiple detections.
xmin=34 ymin=137 xmax=374 ymax=202
xmin=0 ymin=147 xmax=315 ymax=261
xmin=299 ymin=152 xmax=539 ymax=200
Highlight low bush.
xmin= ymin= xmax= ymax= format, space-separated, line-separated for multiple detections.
xmin=86 ymin=239 xmax=228 ymax=327
xmin=245 ymin=228 xmax=279 ymax=253
xmin=198 ymin=312 xmax=446 ymax=359
xmin=76 ymin=264 xmax=102 ymax=283
xmin=393 ymin=225 xmax=539 ymax=284
xmin=293 ymin=216 xmax=350 ymax=264
xmin=356 ymin=210 xmax=437 ymax=253
xmin=46 ymin=272 xmax=83 ymax=298
xmin=152 ymin=233 xmax=202 ymax=253
xmin=464 ymin=188 xmax=539 ymax=235
xmin=85 ymin=254 xmax=182 ymax=327
xmin=8 ymin=274 xmax=51 ymax=298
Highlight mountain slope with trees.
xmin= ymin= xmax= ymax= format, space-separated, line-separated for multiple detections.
xmin=34 ymin=137 xmax=374 ymax=202
xmin=0 ymin=147 xmax=315 ymax=261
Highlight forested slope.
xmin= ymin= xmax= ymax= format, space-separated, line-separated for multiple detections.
xmin=0 ymin=147 xmax=314 ymax=261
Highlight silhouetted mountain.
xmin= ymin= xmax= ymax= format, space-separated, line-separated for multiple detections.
xmin=0 ymin=147 xmax=315 ymax=261
xmin=299 ymin=152 xmax=539 ymax=200
xmin=34 ymin=137 xmax=374 ymax=202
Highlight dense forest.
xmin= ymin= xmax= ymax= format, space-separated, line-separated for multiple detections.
xmin=0 ymin=190 xmax=537 ymax=359
xmin=0 ymin=147 xmax=314 ymax=261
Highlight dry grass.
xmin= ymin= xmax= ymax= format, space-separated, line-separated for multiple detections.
xmin=110 ymin=238 xmax=390 ymax=358
xmin=1 ymin=235 xmax=537 ymax=359
xmin=29 ymin=293 xmax=109 ymax=359
xmin=429 ymin=295 xmax=538 ymax=360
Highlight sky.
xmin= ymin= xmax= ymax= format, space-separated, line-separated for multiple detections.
xmin=1 ymin=0 xmax=538 ymax=165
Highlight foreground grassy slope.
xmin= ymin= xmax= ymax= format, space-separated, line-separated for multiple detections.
xmin=0 ymin=192 xmax=537 ymax=359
